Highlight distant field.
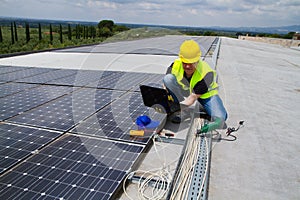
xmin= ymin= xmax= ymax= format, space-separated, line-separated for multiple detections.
xmin=104 ymin=27 xmax=182 ymax=42
xmin=0 ymin=24 xmax=182 ymax=55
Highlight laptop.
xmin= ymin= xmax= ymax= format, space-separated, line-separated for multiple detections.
xmin=139 ymin=85 xmax=181 ymax=114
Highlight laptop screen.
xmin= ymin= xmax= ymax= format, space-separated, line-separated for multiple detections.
xmin=139 ymin=85 xmax=180 ymax=114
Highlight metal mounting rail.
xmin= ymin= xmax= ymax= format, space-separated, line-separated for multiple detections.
xmin=187 ymin=134 xmax=212 ymax=200
xmin=166 ymin=115 xmax=212 ymax=200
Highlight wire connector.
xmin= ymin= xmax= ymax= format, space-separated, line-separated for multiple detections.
xmin=226 ymin=120 xmax=244 ymax=136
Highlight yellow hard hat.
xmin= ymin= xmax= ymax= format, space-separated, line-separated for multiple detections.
xmin=179 ymin=40 xmax=201 ymax=63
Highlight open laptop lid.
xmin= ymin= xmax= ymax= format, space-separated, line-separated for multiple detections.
xmin=139 ymin=85 xmax=180 ymax=114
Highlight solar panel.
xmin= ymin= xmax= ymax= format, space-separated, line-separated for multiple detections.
xmin=8 ymin=88 xmax=124 ymax=131
xmin=15 ymin=69 xmax=78 ymax=84
xmin=71 ymin=92 xmax=166 ymax=144
xmin=46 ymin=70 xmax=105 ymax=87
xmin=86 ymin=71 xmax=125 ymax=88
xmin=92 ymin=71 xmax=150 ymax=91
xmin=0 ymin=67 xmax=55 ymax=82
xmin=0 ymin=123 xmax=62 ymax=174
xmin=0 ymin=85 xmax=75 ymax=121
xmin=0 ymin=65 xmax=30 ymax=75
xmin=133 ymin=73 xmax=164 ymax=92
xmin=0 ymin=82 xmax=39 ymax=98
xmin=0 ymin=133 xmax=145 ymax=200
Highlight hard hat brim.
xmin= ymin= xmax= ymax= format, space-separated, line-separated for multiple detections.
xmin=179 ymin=55 xmax=200 ymax=63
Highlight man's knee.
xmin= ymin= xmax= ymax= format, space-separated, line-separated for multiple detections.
xmin=163 ymin=74 xmax=176 ymax=87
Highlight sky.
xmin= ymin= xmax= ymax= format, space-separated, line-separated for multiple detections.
xmin=1 ymin=0 xmax=299 ymax=27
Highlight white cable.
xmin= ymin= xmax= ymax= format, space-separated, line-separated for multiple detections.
xmin=123 ymin=135 xmax=176 ymax=200
xmin=169 ymin=117 xmax=211 ymax=200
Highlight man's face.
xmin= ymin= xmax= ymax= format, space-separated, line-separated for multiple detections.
xmin=182 ymin=62 xmax=198 ymax=76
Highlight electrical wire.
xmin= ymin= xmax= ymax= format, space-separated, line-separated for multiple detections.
xmin=122 ymin=135 xmax=180 ymax=200
xmin=168 ymin=117 xmax=210 ymax=200
xmin=123 ymin=117 xmax=211 ymax=199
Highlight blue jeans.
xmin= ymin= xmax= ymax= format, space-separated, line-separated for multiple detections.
xmin=163 ymin=74 xmax=228 ymax=121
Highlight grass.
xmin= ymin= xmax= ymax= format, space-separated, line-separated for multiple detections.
xmin=103 ymin=27 xmax=183 ymax=43
xmin=0 ymin=26 xmax=104 ymax=55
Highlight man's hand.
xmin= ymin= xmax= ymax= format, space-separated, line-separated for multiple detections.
xmin=180 ymin=93 xmax=200 ymax=106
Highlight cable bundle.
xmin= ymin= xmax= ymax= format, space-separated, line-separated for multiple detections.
xmin=123 ymin=136 xmax=179 ymax=200
xmin=168 ymin=118 xmax=209 ymax=200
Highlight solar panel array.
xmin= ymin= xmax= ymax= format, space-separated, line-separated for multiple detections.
xmin=0 ymin=65 xmax=167 ymax=199
xmin=0 ymin=134 xmax=145 ymax=200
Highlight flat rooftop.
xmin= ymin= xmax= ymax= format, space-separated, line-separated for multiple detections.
xmin=0 ymin=35 xmax=299 ymax=199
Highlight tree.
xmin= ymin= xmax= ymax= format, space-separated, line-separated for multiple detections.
xmin=38 ymin=23 xmax=42 ymax=41
xmin=98 ymin=27 xmax=112 ymax=38
xmin=204 ymin=31 xmax=217 ymax=36
xmin=113 ymin=25 xmax=129 ymax=32
xmin=11 ymin=22 xmax=15 ymax=44
xmin=98 ymin=20 xmax=114 ymax=31
xmin=50 ymin=24 xmax=53 ymax=44
xmin=68 ymin=24 xmax=72 ymax=40
xmin=236 ymin=32 xmax=243 ymax=38
xmin=75 ymin=25 xmax=79 ymax=39
xmin=14 ymin=21 xmax=18 ymax=42
xmin=59 ymin=24 xmax=63 ymax=43
xmin=90 ymin=26 xmax=96 ymax=38
xmin=25 ymin=22 xmax=30 ymax=43
xmin=0 ymin=26 xmax=2 ymax=43
xmin=83 ymin=26 xmax=86 ymax=39
xmin=283 ymin=32 xmax=296 ymax=39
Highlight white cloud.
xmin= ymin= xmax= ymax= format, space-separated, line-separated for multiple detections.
xmin=188 ymin=9 xmax=198 ymax=15
xmin=0 ymin=0 xmax=299 ymax=27
xmin=138 ymin=2 xmax=161 ymax=10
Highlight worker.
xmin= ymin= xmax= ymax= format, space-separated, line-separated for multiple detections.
xmin=163 ymin=39 xmax=228 ymax=133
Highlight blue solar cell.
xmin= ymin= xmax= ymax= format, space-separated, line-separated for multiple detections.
xmin=90 ymin=71 xmax=149 ymax=90
xmin=0 ymin=67 xmax=55 ymax=82
xmin=133 ymin=73 xmax=164 ymax=91
xmin=0 ymin=65 xmax=30 ymax=75
xmin=0 ymin=85 xmax=75 ymax=120
xmin=0 ymin=82 xmax=39 ymax=98
xmin=0 ymin=123 xmax=62 ymax=174
xmin=16 ymin=69 xmax=78 ymax=84
xmin=0 ymin=134 xmax=145 ymax=200
xmin=8 ymin=88 xmax=124 ymax=131
xmin=47 ymin=70 xmax=105 ymax=87
xmin=86 ymin=71 xmax=125 ymax=88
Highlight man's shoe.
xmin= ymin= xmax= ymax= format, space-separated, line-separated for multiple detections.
xmin=170 ymin=111 xmax=190 ymax=124
xmin=171 ymin=115 xmax=181 ymax=123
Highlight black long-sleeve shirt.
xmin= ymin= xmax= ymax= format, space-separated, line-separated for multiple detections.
xmin=166 ymin=62 xmax=213 ymax=95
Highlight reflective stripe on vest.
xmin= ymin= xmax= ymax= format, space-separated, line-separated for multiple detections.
xmin=171 ymin=58 xmax=218 ymax=99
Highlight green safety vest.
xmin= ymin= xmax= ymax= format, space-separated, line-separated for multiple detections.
xmin=171 ymin=58 xmax=218 ymax=99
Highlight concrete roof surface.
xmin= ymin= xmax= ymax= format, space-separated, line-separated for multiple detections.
xmin=209 ymin=37 xmax=300 ymax=200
